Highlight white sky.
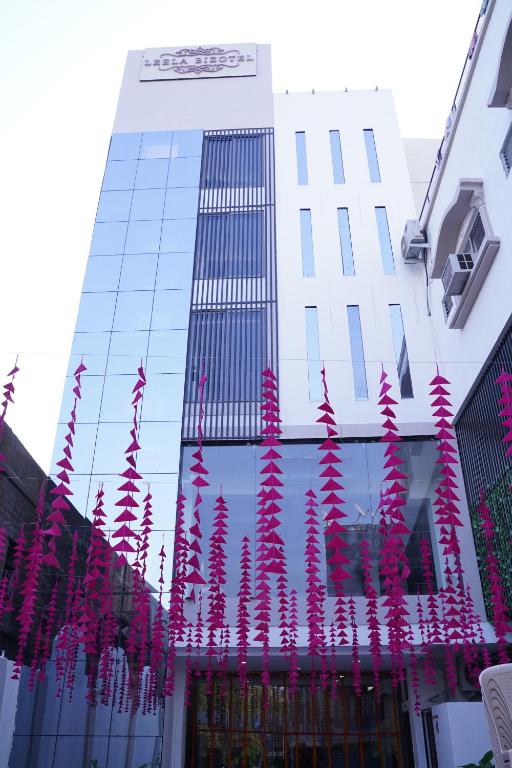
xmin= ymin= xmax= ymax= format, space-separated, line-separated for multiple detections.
xmin=0 ymin=0 xmax=482 ymax=471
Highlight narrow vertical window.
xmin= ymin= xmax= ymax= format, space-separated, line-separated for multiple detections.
xmin=295 ymin=131 xmax=308 ymax=185
xmin=389 ymin=305 xmax=413 ymax=398
xmin=337 ymin=208 xmax=355 ymax=276
xmin=364 ymin=129 xmax=381 ymax=182
xmin=329 ymin=130 xmax=345 ymax=184
xmin=375 ymin=207 xmax=395 ymax=274
xmin=305 ymin=307 xmax=322 ymax=401
xmin=300 ymin=209 xmax=314 ymax=276
xmin=347 ymin=306 xmax=368 ymax=399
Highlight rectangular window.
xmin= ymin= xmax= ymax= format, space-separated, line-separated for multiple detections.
xmin=300 ymin=209 xmax=314 ymax=276
xmin=305 ymin=307 xmax=322 ymax=401
xmin=375 ymin=207 xmax=395 ymax=274
xmin=329 ymin=130 xmax=345 ymax=183
xmin=203 ymin=134 xmax=263 ymax=188
xmin=500 ymin=123 xmax=512 ymax=176
xmin=347 ymin=306 xmax=368 ymax=399
xmin=295 ymin=132 xmax=308 ymax=185
xmin=197 ymin=211 xmax=263 ymax=278
xmin=364 ymin=129 xmax=381 ymax=183
xmin=337 ymin=208 xmax=355 ymax=276
xmin=463 ymin=213 xmax=485 ymax=256
xmin=389 ymin=305 xmax=413 ymax=398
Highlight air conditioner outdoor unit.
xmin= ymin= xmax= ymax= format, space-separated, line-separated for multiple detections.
xmin=401 ymin=219 xmax=428 ymax=262
xmin=441 ymin=252 xmax=474 ymax=295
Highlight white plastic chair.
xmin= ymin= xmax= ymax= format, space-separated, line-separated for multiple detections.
xmin=480 ymin=664 xmax=512 ymax=767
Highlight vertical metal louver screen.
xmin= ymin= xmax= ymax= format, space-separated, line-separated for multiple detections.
xmin=456 ymin=323 xmax=512 ymax=616
xmin=183 ymin=128 xmax=277 ymax=440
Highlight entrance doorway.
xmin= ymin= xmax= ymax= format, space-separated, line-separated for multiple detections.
xmin=186 ymin=673 xmax=414 ymax=767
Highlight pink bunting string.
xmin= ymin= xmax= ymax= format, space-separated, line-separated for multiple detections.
xmin=194 ymin=592 xmax=204 ymax=681
xmin=409 ymin=644 xmax=422 ymax=716
xmin=328 ymin=621 xmax=337 ymax=700
xmin=6 ymin=524 xmax=27 ymax=615
xmin=0 ymin=360 xmax=19 ymax=473
xmin=478 ymin=492 xmax=510 ymax=664
xmin=164 ymin=492 xmax=188 ymax=697
xmin=184 ymin=373 xmax=208 ymax=599
xmin=288 ymin=589 xmax=299 ymax=697
xmin=496 ymin=368 xmax=512 ymax=461
xmin=349 ymin=596 xmax=361 ymax=696
xmin=236 ymin=536 xmax=251 ymax=694
xmin=38 ymin=577 xmax=60 ymax=683
xmin=206 ymin=491 xmax=229 ymax=690
xmin=360 ymin=538 xmax=382 ymax=699
xmin=419 ymin=538 xmax=442 ymax=686
xmin=81 ymin=485 xmax=107 ymax=705
xmin=304 ymin=488 xmax=325 ymax=691
xmin=378 ymin=369 xmax=411 ymax=687
xmin=54 ymin=530 xmax=80 ymax=697
xmin=44 ymin=361 xmax=87 ymax=568
xmin=255 ymin=366 xmax=284 ymax=707
xmin=184 ymin=623 xmax=194 ymax=707
xmin=428 ymin=369 xmax=468 ymax=656
xmin=97 ymin=537 xmax=118 ymax=706
xmin=317 ymin=368 xmax=349 ymax=650
xmin=12 ymin=483 xmax=46 ymax=680
xmin=148 ymin=544 xmax=166 ymax=713
xmin=112 ymin=364 xmax=146 ymax=567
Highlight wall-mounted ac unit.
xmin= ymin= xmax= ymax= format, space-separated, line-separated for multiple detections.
xmin=441 ymin=252 xmax=474 ymax=295
xmin=401 ymin=219 xmax=428 ymax=262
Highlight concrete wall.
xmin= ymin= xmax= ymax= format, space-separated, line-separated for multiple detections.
xmin=403 ymin=137 xmax=440 ymax=215
xmin=422 ymin=0 xmax=512 ymax=415
xmin=114 ymin=44 xmax=274 ymax=133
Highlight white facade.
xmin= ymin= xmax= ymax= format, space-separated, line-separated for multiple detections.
xmin=419 ymin=0 xmax=512 ymax=415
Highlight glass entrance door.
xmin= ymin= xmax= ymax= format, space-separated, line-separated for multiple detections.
xmin=186 ymin=673 xmax=414 ymax=768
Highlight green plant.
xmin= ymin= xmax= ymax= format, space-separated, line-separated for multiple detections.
xmin=459 ymin=750 xmax=494 ymax=768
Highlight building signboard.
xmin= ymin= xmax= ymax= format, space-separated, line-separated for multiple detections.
xmin=140 ymin=44 xmax=257 ymax=81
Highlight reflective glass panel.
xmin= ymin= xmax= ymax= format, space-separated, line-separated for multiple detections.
xmin=329 ymin=129 xmax=345 ymax=183
xmin=156 ymin=252 xmax=194 ymax=289
xmin=305 ymin=306 xmax=322 ymax=401
xmin=151 ymin=290 xmax=191 ymax=330
xmin=119 ymin=253 xmax=157 ymax=291
xmin=163 ymin=187 xmax=199 ymax=219
xmin=82 ymin=255 xmax=122 ymax=292
xmin=96 ymin=190 xmax=132 ymax=222
xmin=108 ymin=132 xmax=141 ymax=160
xmin=124 ymin=220 xmax=162 ymax=254
xmin=113 ymin=291 xmax=153 ymax=331
xmin=134 ymin=159 xmax=169 ymax=189
xmin=147 ymin=329 xmax=188 ymax=373
xmin=300 ymin=209 xmax=314 ymax=277
xmin=389 ymin=304 xmax=414 ymax=398
xmin=295 ymin=131 xmax=308 ymax=185
xmin=92 ymin=423 xmax=134 ymax=473
xmin=58 ymin=374 xmax=103 ymax=424
xmin=130 ymin=188 xmax=165 ymax=220
xmin=100 ymin=374 xmax=138 ymax=421
xmin=68 ymin=331 xmax=110 ymax=376
xmin=337 ymin=208 xmax=355 ymax=276
xmin=141 ymin=373 xmax=185 ymax=421
xmin=167 ymin=157 xmax=202 ymax=187
xmin=137 ymin=421 xmax=182 ymax=473
xmin=140 ymin=130 xmax=173 ymax=159
xmin=160 ymin=219 xmax=197 ymax=252
xmin=102 ymin=160 xmax=138 ymax=191
xmin=75 ymin=292 xmax=116 ymax=332
xmin=90 ymin=222 xmax=127 ymax=255
xmin=107 ymin=330 xmax=149 ymax=374
xmin=347 ymin=305 xmax=368 ymax=399
xmin=172 ymin=129 xmax=203 ymax=157
xmin=51 ymin=422 xmax=97 ymax=475
xmin=375 ymin=207 xmax=395 ymax=274
xmin=364 ymin=129 xmax=381 ymax=183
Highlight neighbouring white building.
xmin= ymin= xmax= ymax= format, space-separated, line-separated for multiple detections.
xmin=3 ymin=2 xmax=511 ymax=765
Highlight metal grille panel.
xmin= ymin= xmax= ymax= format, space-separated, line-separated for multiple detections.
xmin=183 ymin=128 xmax=277 ymax=440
